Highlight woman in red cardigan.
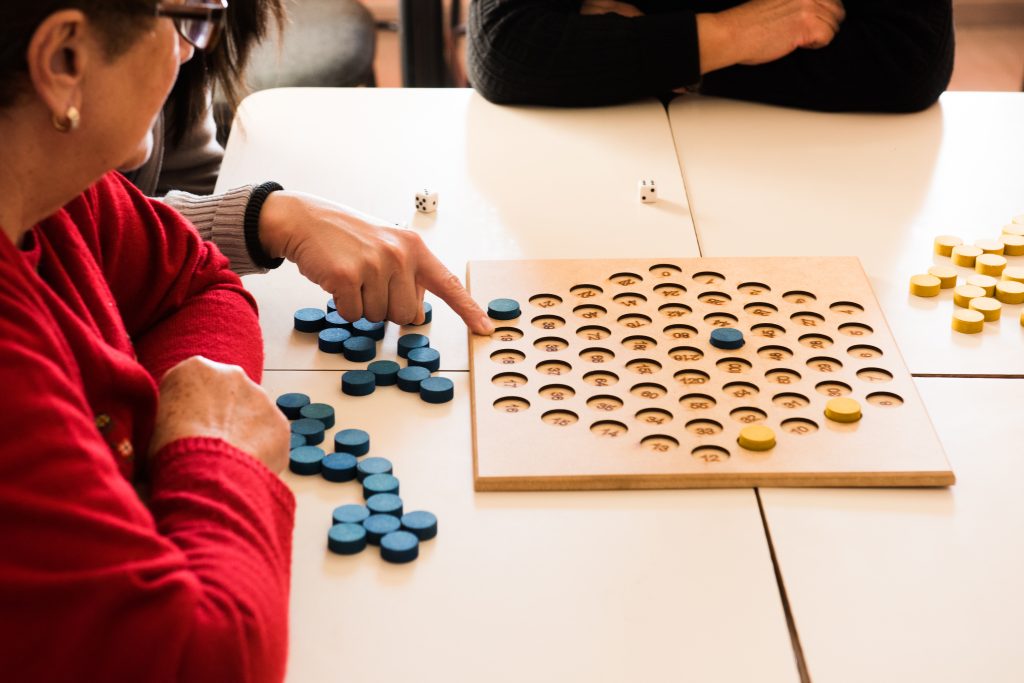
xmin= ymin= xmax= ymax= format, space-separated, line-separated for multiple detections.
xmin=0 ymin=3 xmax=292 ymax=681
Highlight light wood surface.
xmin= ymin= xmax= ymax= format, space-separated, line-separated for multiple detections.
xmin=220 ymin=88 xmax=700 ymax=371
xmin=261 ymin=370 xmax=799 ymax=682
xmin=668 ymin=92 xmax=1024 ymax=376
xmin=760 ymin=377 xmax=1024 ymax=682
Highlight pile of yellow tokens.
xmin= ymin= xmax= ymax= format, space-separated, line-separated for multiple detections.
xmin=909 ymin=215 xmax=1024 ymax=334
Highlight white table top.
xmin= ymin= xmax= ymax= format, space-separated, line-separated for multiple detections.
xmin=262 ymin=371 xmax=798 ymax=682
xmin=221 ymin=88 xmax=700 ymax=371
xmin=760 ymin=376 xmax=1024 ymax=682
xmin=668 ymin=92 xmax=1024 ymax=376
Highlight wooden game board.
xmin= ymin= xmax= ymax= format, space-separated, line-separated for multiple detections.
xmin=467 ymin=257 xmax=954 ymax=491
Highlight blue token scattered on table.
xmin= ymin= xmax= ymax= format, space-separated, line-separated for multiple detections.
xmin=356 ymin=456 xmax=393 ymax=482
xmin=276 ymin=392 xmax=310 ymax=419
xmin=709 ymin=327 xmax=745 ymax=350
xmin=363 ymin=473 xmax=400 ymax=498
xmin=289 ymin=446 xmax=324 ymax=475
xmin=401 ymin=511 xmax=438 ymax=541
xmin=419 ymin=376 xmax=454 ymax=404
xmin=487 ymin=298 xmax=521 ymax=320
xmin=294 ymin=307 xmax=327 ymax=332
xmin=409 ymin=301 xmax=432 ymax=326
xmin=299 ymin=402 xmax=335 ymax=429
xmin=380 ymin=530 xmax=419 ymax=563
xmin=334 ymin=428 xmax=370 ymax=456
xmin=366 ymin=493 xmax=404 ymax=517
xmin=317 ymin=327 xmax=351 ymax=353
xmin=368 ymin=360 xmax=401 ymax=386
xmin=327 ymin=298 xmax=337 ymax=314
xmin=332 ymin=503 xmax=371 ymax=526
xmin=325 ymin=311 xmax=353 ymax=330
xmin=396 ymin=366 xmax=430 ymax=392
xmin=352 ymin=319 xmax=386 ymax=341
xmin=289 ymin=433 xmax=306 ymax=450
xmin=407 ymin=346 xmax=441 ymax=372
xmin=290 ymin=418 xmax=325 ymax=445
xmin=321 ymin=452 xmax=358 ymax=482
xmin=341 ymin=369 xmax=376 ymax=397
xmin=363 ymin=514 xmax=402 ymax=545
xmin=327 ymin=523 xmax=367 ymax=555
xmin=342 ymin=336 xmax=377 ymax=363
xmin=397 ymin=333 xmax=430 ymax=359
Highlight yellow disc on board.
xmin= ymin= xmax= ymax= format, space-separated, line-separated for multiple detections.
xmin=965 ymin=275 xmax=998 ymax=297
xmin=952 ymin=309 xmax=985 ymax=334
xmin=975 ymin=253 xmax=1008 ymax=277
xmin=975 ymin=239 xmax=1005 ymax=255
xmin=995 ymin=281 xmax=1024 ymax=305
xmin=969 ymin=297 xmax=1002 ymax=322
xmin=908 ymin=274 xmax=941 ymax=297
xmin=953 ymin=284 xmax=986 ymax=308
xmin=1002 ymin=267 xmax=1024 ymax=284
xmin=933 ymin=235 xmax=963 ymax=256
xmin=737 ymin=425 xmax=776 ymax=451
xmin=1000 ymin=234 xmax=1024 ymax=256
xmin=1005 ymin=220 xmax=1024 ymax=233
xmin=824 ymin=397 xmax=862 ymax=424
xmin=951 ymin=245 xmax=983 ymax=267
xmin=927 ymin=265 xmax=958 ymax=289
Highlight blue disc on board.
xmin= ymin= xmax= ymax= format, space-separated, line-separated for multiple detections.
xmin=487 ymin=298 xmax=521 ymax=320
xmin=342 ymin=336 xmax=377 ymax=363
xmin=368 ymin=360 xmax=401 ymax=386
xmin=334 ymin=428 xmax=370 ymax=456
xmin=366 ymin=493 xmax=404 ymax=517
xmin=363 ymin=473 xmax=400 ymax=498
xmin=709 ymin=327 xmax=745 ymax=350
xmin=317 ymin=327 xmax=351 ymax=353
xmin=401 ymin=511 xmax=438 ymax=541
xmin=341 ymin=370 xmax=376 ymax=397
xmin=299 ymin=403 xmax=335 ymax=429
xmin=290 ymin=418 xmax=325 ymax=445
xmin=289 ymin=433 xmax=306 ymax=450
xmin=321 ymin=453 xmax=358 ymax=482
xmin=363 ymin=514 xmax=402 ymax=545
xmin=397 ymin=333 xmax=430 ymax=359
xmin=289 ymin=446 xmax=324 ymax=475
xmin=356 ymin=456 xmax=393 ymax=482
xmin=294 ymin=307 xmax=327 ymax=332
xmin=419 ymin=376 xmax=454 ymax=404
xmin=327 ymin=523 xmax=367 ymax=555
xmin=396 ymin=366 xmax=431 ymax=392
xmin=332 ymin=503 xmax=371 ymax=526
xmin=407 ymin=346 xmax=441 ymax=372
xmin=276 ymin=392 xmax=310 ymax=419
xmin=325 ymin=311 xmax=353 ymax=331
xmin=409 ymin=301 xmax=433 ymax=326
xmin=352 ymin=319 xmax=387 ymax=341
xmin=380 ymin=530 xmax=419 ymax=563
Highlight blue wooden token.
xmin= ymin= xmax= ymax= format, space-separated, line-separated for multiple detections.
xmin=327 ymin=298 xmax=337 ymax=314
xmin=289 ymin=433 xmax=306 ymax=450
xmin=352 ymin=319 xmax=386 ymax=341
xmin=325 ymin=311 xmax=353 ymax=330
xmin=332 ymin=503 xmax=370 ymax=526
xmin=291 ymin=418 xmax=325 ymax=445
xmin=363 ymin=473 xmax=400 ymax=498
xmin=341 ymin=369 xmax=376 ymax=396
xmin=321 ymin=453 xmax=358 ymax=482
xmin=327 ymin=523 xmax=367 ymax=555
xmin=409 ymin=301 xmax=432 ymax=326
xmin=396 ymin=366 xmax=430 ymax=392
xmin=334 ymin=428 xmax=370 ymax=455
xmin=407 ymin=346 xmax=441 ymax=372
xmin=356 ymin=456 xmax=393 ymax=482
xmin=710 ymin=327 xmax=745 ymax=350
xmin=299 ymin=402 xmax=335 ymax=429
xmin=342 ymin=336 xmax=377 ymax=363
xmin=289 ymin=446 xmax=324 ymax=475
xmin=397 ymin=333 xmax=430 ymax=359
xmin=487 ymin=298 xmax=520 ymax=320
xmin=276 ymin=392 xmax=310 ymax=419
xmin=363 ymin=514 xmax=401 ymax=545
xmin=401 ymin=511 xmax=438 ymax=540
xmin=294 ymin=307 xmax=327 ymax=332
xmin=368 ymin=360 xmax=401 ymax=386
xmin=380 ymin=530 xmax=419 ymax=563
xmin=367 ymin=493 xmax=404 ymax=517
xmin=318 ymin=327 xmax=351 ymax=353
xmin=420 ymin=376 xmax=454 ymax=404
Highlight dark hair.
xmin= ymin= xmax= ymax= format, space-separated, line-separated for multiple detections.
xmin=165 ymin=0 xmax=285 ymax=147
xmin=0 ymin=1 xmax=154 ymax=108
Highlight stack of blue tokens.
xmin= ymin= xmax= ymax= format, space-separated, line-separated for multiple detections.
xmin=366 ymin=493 xmax=403 ymax=517
xmin=397 ymin=333 xmax=430 ymax=359
xmin=289 ymin=433 xmax=306 ymax=450
xmin=324 ymin=311 xmax=352 ymax=331
xmin=334 ymin=428 xmax=370 ymax=456
xmin=396 ymin=366 xmax=430 ymax=392
xmin=299 ymin=403 xmax=335 ymax=429
xmin=318 ymin=328 xmax=351 ymax=353
xmin=363 ymin=514 xmax=401 ymax=545
xmin=352 ymin=319 xmax=386 ymax=341
xmin=276 ymin=392 xmax=310 ymax=419
xmin=709 ymin=327 xmax=745 ymax=350
xmin=291 ymin=418 xmax=325 ymax=445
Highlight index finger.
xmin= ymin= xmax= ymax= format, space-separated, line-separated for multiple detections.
xmin=417 ymin=254 xmax=494 ymax=336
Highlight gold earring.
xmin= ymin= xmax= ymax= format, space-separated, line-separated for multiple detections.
xmin=52 ymin=106 xmax=80 ymax=133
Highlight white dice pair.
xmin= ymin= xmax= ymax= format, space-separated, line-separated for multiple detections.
xmin=638 ymin=179 xmax=657 ymax=203
xmin=415 ymin=189 xmax=438 ymax=213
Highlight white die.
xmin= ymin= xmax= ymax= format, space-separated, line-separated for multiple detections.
xmin=415 ymin=189 xmax=438 ymax=213
xmin=638 ymin=179 xmax=657 ymax=203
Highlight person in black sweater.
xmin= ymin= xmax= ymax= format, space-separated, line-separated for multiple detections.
xmin=468 ymin=0 xmax=954 ymax=113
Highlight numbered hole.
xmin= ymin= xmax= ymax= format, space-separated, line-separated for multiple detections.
xmin=815 ymin=381 xmax=852 ymax=397
xmin=649 ymin=263 xmax=683 ymax=278
xmin=587 ymin=395 xmax=624 ymax=412
xmin=658 ymin=303 xmax=693 ymax=319
xmin=807 ymin=356 xmax=843 ymax=373
xmin=867 ymin=392 xmax=904 ymax=407
xmin=529 ymin=293 xmax=563 ymax=309
xmin=622 ymin=335 xmax=657 ymax=352
xmin=783 ymin=290 xmax=817 ymax=304
xmin=791 ymin=311 xmax=826 ymax=328
xmin=680 ymin=393 xmax=717 ymax=411
xmin=537 ymin=360 xmax=573 ymax=377
xmin=847 ymin=345 xmax=884 ymax=360
xmin=723 ymin=382 xmax=759 ymax=399
xmin=630 ymin=383 xmax=668 ymax=400
xmin=692 ymin=445 xmax=731 ymax=462
xmin=693 ymin=271 xmax=726 ymax=285
xmin=576 ymin=325 xmax=612 ymax=341
xmin=491 ymin=372 xmax=528 ymax=388
xmin=570 ymin=284 xmax=604 ymax=299
xmin=494 ymin=397 xmax=530 ymax=414
xmin=675 ymin=369 xmax=711 ymax=386
xmin=668 ymin=346 xmax=704 ymax=363
xmin=534 ymin=337 xmax=569 ymax=353
xmin=799 ymin=334 xmax=834 ymax=350
xmin=618 ymin=314 xmax=653 ymax=329
xmin=705 ymin=313 xmax=739 ymax=328
xmin=716 ymin=358 xmax=753 ymax=374
xmin=491 ymin=327 xmax=524 ymax=342
xmin=830 ymin=301 xmax=865 ymax=315
xmin=543 ymin=410 xmax=579 ymax=427
xmin=590 ymin=421 xmax=628 ymax=438
xmin=737 ymin=282 xmax=772 ymax=296
xmin=579 ymin=348 xmax=616 ymax=364
xmin=573 ymin=304 xmax=608 ymax=320
xmin=636 ymin=408 xmax=674 ymax=426
xmin=857 ymin=368 xmax=893 ymax=383
xmin=765 ymin=369 xmax=802 ymax=385
xmin=531 ymin=315 xmax=566 ymax=330
xmin=642 ymin=435 xmax=679 ymax=453
xmin=781 ymin=418 xmax=819 ymax=435
xmin=626 ymin=359 xmax=662 ymax=376
xmin=608 ymin=272 xmax=644 ymax=287
xmin=686 ymin=419 xmax=724 ymax=436
xmin=839 ymin=323 xmax=874 ymax=337
xmin=491 ymin=349 xmax=526 ymax=365
xmin=653 ymin=283 xmax=687 ymax=298
xmin=757 ymin=345 xmax=794 ymax=361
xmin=664 ymin=324 xmax=699 ymax=340
xmin=539 ymin=384 xmax=575 ymax=401
xmin=744 ymin=302 xmax=779 ymax=317
xmin=698 ymin=291 xmax=732 ymax=306
xmin=772 ymin=392 xmax=810 ymax=409
xmin=613 ymin=292 xmax=648 ymax=308
xmin=583 ymin=371 xmax=619 ymax=388
xmin=730 ymin=407 xmax=768 ymax=424
xmin=751 ymin=323 xmax=787 ymax=339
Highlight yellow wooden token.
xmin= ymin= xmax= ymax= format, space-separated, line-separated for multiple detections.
xmin=908 ymin=274 xmax=941 ymax=297
xmin=737 ymin=425 xmax=776 ymax=451
xmin=1004 ymin=223 xmax=1024 ymax=238
xmin=1002 ymin=267 xmax=1024 ymax=284
xmin=1021 ymin=309 xmax=1024 ymax=328
xmin=824 ymin=397 xmax=862 ymax=424
xmin=926 ymin=265 xmax=958 ymax=289
xmin=950 ymin=245 xmax=982 ymax=267
xmin=1011 ymin=215 xmax=1024 ymax=225
xmin=952 ymin=309 xmax=985 ymax=334
xmin=933 ymin=235 xmax=963 ymax=256
xmin=1000 ymin=234 xmax=1024 ymax=256
xmin=975 ymin=239 xmax=1005 ymax=255
xmin=975 ymin=253 xmax=1008 ymax=277
xmin=969 ymin=297 xmax=1002 ymax=321
xmin=965 ymin=274 xmax=998 ymax=297
xmin=953 ymin=284 xmax=986 ymax=308
xmin=995 ymin=281 xmax=1024 ymax=305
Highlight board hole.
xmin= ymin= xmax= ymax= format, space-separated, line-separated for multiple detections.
xmin=531 ymin=315 xmax=566 ymax=330
xmin=534 ymin=336 xmax=569 ymax=352
xmin=642 ymin=435 xmax=679 ymax=452
xmin=847 ymin=345 xmax=884 ymax=359
xmin=653 ymin=283 xmax=687 ymax=298
xmin=693 ymin=271 xmax=726 ymax=285
xmin=815 ymin=381 xmax=852 ymax=397
xmin=751 ymin=323 xmax=786 ymax=339
xmin=587 ymin=395 xmax=624 ymax=412
xmin=692 ymin=445 xmax=730 ymax=462
xmin=781 ymin=418 xmax=819 ymax=435
xmin=806 ymin=356 xmax=843 ymax=373
xmin=539 ymin=384 xmax=574 ymax=401
xmin=866 ymin=392 xmax=904 ymax=407
xmin=737 ymin=282 xmax=772 ymax=295
xmin=576 ymin=325 xmax=612 ymax=341
xmin=582 ymin=371 xmax=619 ymax=387
xmin=730 ymin=407 xmax=768 ymax=424
xmin=698 ymin=291 xmax=732 ymax=305
xmin=491 ymin=349 xmax=526 ymax=365
xmin=491 ymin=373 xmax=528 ymax=388
xmin=635 ymin=409 xmax=674 ymax=426
xmin=573 ymin=304 xmax=607 ymax=320
xmin=570 ymin=284 xmax=603 ymax=299
xmin=791 ymin=311 xmax=826 ymax=328
xmin=649 ymin=263 xmax=683 ymax=277
xmin=765 ymin=369 xmax=802 ymax=385
xmin=622 ymin=335 xmax=657 ymax=352
xmin=680 ymin=393 xmax=717 ymax=410
xmin=529 ymin=294 xmax=563 ymax=309
xmin=783 ymin=290 xmax=817 ymax=304
xmin=686 ymin=419 xmax=724 ymax=436
xmin=704 ymin=313 xmax=739 ymax=327
xmin=716 ymin=358 xmax=753 ymax=374
xmin=799 ymin=334 xmax=834 ymax=350
xmin=744 ymin=302 xmax=779 ymax=317
xmin=494 ymin=397 xmax=530 ymax=413
xmin=674 ymin=369 xmax=711 ymax=386
xmin=857 ymin=367 xmax=893 ymax=383
xmin=657 ymin=303 xmax=693 ymax=319
xmin=772 ymin=392 xmax=810 ymax=409
xmin=613 ymin=292 xmax=648 ymax=308
xmin=663 ymin=324 xmax=698 ymax=340
xmin=830 ymin=301 xmax=864 ymax=314
xmin=668 ymin=346 xmax=703 ymax=362
xmin=630 ymin=383 xmax=667 ymax=399
xmin=579 ymin=347 xmax=616 ymax=363
xmin=491 ymin=327 xmax=523 ymax=342
xmin=626 ymin=359 xmax=662 ymax=375
xmin=590 ymin=420 xmax=628 ymax=438
xmin=723 ymin=382 xmax=759 ymax=399
xmin=838 ymin=323 xmax=874 ymax=337
xmin=608 ymin=272 xmax=644 ymax=286
xmin=757 ymin=345 xmax=793 ymax=361
xmin=542 ymin=410 xmax=578 ymax=427
xmin=536 ymin=360 xmax=572 ymax=377
xmin=617 ymin=313 xmax=654 ymax=329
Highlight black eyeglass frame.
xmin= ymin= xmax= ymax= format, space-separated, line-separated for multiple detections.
xmin=155 ymin=0 xmax=228 ymax=50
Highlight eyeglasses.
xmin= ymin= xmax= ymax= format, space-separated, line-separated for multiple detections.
xmin=156 ymin=0 xmax=228 ymax=51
